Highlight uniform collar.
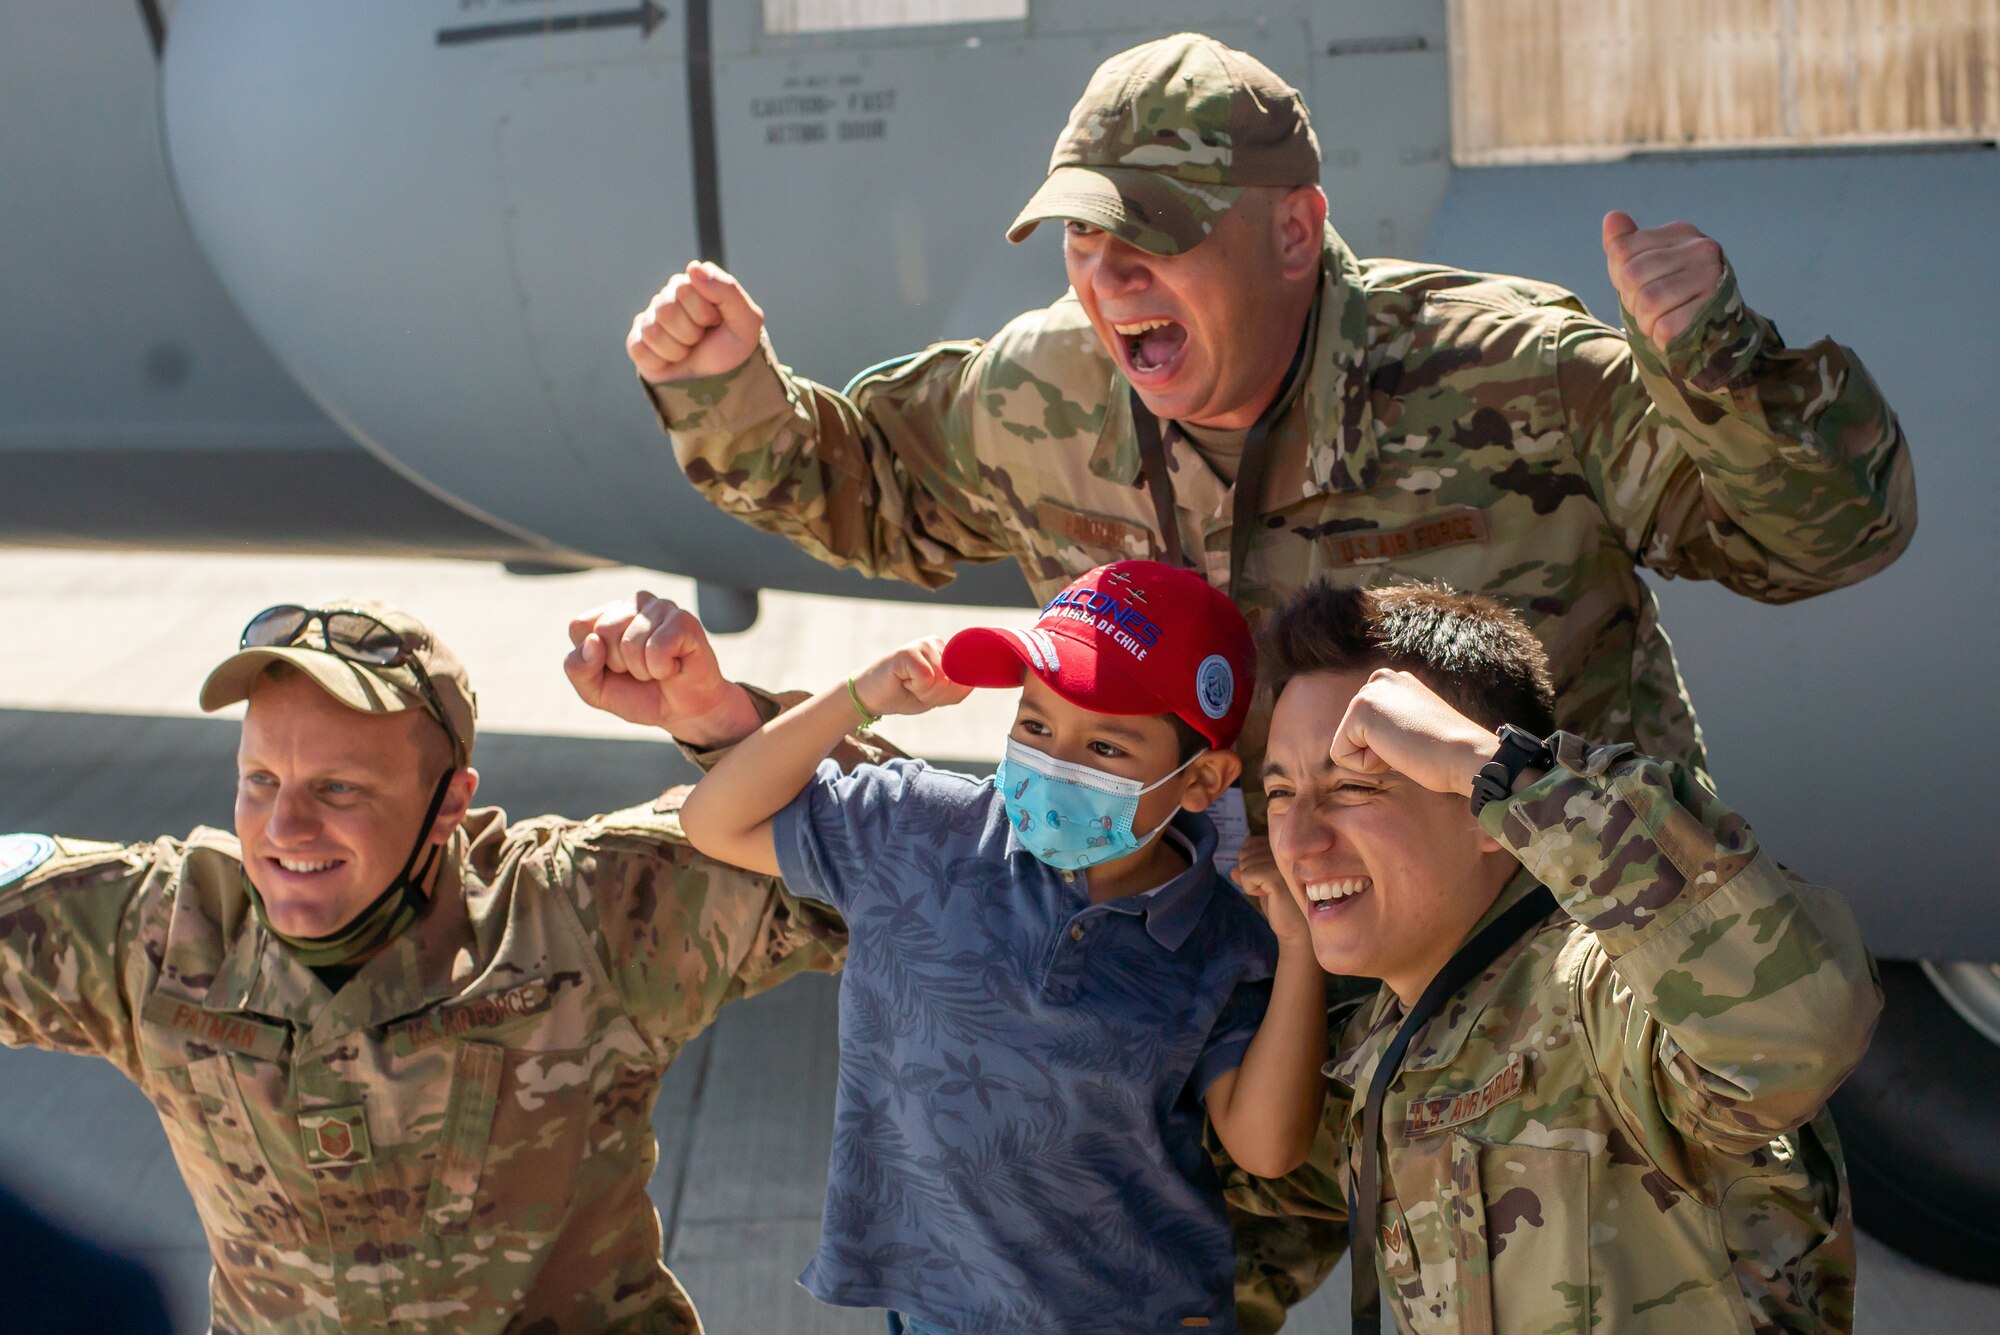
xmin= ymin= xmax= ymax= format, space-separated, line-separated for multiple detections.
xmin=1086 ymin=225 xmax=1378 ymax=506
xmin=1289 ymin=228 xmax=1379 ymax=496
xmin=198 ymin=813 xmax=505 ymax=1038
xmin=1323 ymin=868 xmax=1556 ymax=1092
xmin=293 ymin=837 xmax=476 ymax=1046
xmin=157 ymin=829 xmax=281 ymax=1013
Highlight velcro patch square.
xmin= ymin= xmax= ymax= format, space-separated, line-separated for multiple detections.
xmin=301 ymin=1105 xmax=372 ymax=1167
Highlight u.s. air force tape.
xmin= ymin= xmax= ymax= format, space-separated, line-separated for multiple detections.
xmin=0 ymin=834 xmax=57 ymax=888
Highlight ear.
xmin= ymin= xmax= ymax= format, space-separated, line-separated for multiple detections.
xmin=1178 ymin=749 xmax=1244 ymax=811
xmin=428 ymin=767 xmax=481 ymax=845
xmin=1275 ymin=185 xmax=1327 ymax=281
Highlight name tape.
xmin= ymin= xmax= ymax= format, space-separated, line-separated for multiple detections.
xmin=1403 ymin=1051 xmax=1527 ymax=1138
xmin=389 ymin=979 xmax=552 ymax=1055
xmin=141 ymin=994 xmax=288 ymax=1061
xmin=1325 ymin=508 xmax=1491 ymax=567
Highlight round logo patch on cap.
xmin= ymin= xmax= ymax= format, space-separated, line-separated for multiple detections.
xmin=1195 ymin=654 xmax=1235 ymax=720
xmin=0 ymin=834 xmax=56 ymax=889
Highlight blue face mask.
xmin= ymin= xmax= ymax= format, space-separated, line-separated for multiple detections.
xmin=994 ymin=737 xmax=1203 ymax=872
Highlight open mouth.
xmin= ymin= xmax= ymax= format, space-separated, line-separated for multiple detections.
xmin=1301 ymin=875 xmax=1371 ymax=916
xmin=1111 ymin=317 xmax=1189 ymax=382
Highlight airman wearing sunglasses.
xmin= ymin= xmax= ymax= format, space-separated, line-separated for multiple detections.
xmin=0 ymin=596 xmax=862 ymax=1333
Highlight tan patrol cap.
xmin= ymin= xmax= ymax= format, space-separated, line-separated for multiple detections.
xmin=199 ymin=600 xmax=478 ymax=764
xmin=1008 ymin=33 xmax=1321 ymax=256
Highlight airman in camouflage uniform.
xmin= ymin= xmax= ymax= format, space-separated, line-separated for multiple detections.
xmin=0 ymin=598 xmax=855 ymax=1333
xmin=625 ymin=32 xmax=1913 ymax=1328
xmin=1245 ymin=582 xmax=1878 ymax=1333
xmin=629 ymin=32 xmax=1914 ymax=784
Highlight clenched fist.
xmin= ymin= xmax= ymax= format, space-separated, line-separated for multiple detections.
xmin=626 ymin=261 xmax=766 ymax=383
xmin=1327 ymin=668 xmax=1506 ymax=799
xmin=563 ymin=591 xmax=760 ymax=745
xmin=1230 ymin=834 xmax=1312 ymax=951
xmin=850 ymin=637 xmax=973 ymax=721
xmin=1602 ymin=210 xmax=1727 ymax=348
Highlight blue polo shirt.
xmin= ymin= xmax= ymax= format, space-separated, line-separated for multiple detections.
xmin=773 ymin=758 xmax=1277 ymax=1335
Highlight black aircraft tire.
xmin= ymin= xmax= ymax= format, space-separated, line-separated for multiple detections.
xmin=1829 ymin=960 xmax=2000 ymax=1286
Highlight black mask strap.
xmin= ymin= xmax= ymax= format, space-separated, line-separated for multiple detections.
xmin=250 ymin=768 xmax=454 ymax=969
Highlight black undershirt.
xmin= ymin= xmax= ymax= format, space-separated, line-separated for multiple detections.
xmin=310 ymin=963 xmax=361 ymax=994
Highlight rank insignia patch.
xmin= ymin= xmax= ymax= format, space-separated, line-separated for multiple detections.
xmin=301 ymin=1105 xmax=372 ymax=1167
xmin=1380 ymin=1215 xmax=1414 ymax=1273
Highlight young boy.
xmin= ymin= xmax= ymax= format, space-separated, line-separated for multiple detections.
xmin=679 ymin=561 xmax=1328 ymax=1335
xmin=1246 ymin=581 xmax=1880 ymax=1334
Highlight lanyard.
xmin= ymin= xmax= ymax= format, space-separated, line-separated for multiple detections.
xmin=1130 ymin=315 xmax=1313 ymax=604
xmin=1346 ymin=884 xmax=1557 ymax=1334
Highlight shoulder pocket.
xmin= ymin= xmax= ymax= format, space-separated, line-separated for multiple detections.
xmin=1717 ymin=1114 xmax=1852 ymax=1331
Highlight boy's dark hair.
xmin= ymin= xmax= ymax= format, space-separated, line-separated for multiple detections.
xmin=1167 ymin=713 xmax=1209 ymax=763
xmin=1261 ymin=582 xmax=1559 ymax=736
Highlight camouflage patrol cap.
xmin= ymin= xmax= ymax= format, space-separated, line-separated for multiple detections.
xmin=199 ymin=600 xmax=478 ymax=764
xmin=1007 ymin=33 xmax=1320 ymax=256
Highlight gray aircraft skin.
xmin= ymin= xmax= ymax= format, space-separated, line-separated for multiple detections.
xmin=3 ymin=0 xmax=1998 ymax=1290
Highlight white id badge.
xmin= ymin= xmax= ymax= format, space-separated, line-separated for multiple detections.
xmin=1208 ymin=786 xmax=1250 ymax=878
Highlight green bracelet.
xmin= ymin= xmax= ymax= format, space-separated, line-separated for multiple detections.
xmin=845 ymin=676 xmax=880 ymax=732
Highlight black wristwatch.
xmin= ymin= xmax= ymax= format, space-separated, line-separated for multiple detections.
xmin=1469 ymin=724 xmax=1554 ymax=818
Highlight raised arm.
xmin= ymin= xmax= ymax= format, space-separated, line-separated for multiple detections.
xmin=1561 ymin=212 xmax=1915 ymax=602
xmin=626 ymin=262 xmax=1015 ymax=589
xmin=1325 ymin=667 xmax=1879 ymax=1157
xmin=557 ymin=795 xmax=850 ymax=1051
xmin=1202 ymin=835 xmax=1328 ymax=1178
xmin=565 ymin=590 xmax=764 ymax=746
xmin=564 ymin=590 xmax=906 ymax=771
xmin=678 ymin=636 xmax=970 ymax=875
xmin=1485 ymin=735 xmax=1881 ymax=1157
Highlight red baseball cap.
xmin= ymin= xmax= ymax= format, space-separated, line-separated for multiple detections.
xmin=942 ymin=561 xmax=1255 ymax=749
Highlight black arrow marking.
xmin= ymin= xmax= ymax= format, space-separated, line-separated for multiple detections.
xmin=437 ymin=1 xmax=665 ymax=48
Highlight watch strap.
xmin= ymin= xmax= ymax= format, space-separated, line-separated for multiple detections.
xmin=1469 ymin=724 xmax=1552 ymax=818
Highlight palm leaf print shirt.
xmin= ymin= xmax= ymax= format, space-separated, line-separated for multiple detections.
xmin=775 ymin=758 xmax=1279 ymax=1334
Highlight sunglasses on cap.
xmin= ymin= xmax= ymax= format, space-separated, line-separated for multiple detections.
xmin=239 ymin=605 xmax=463 ymax=764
